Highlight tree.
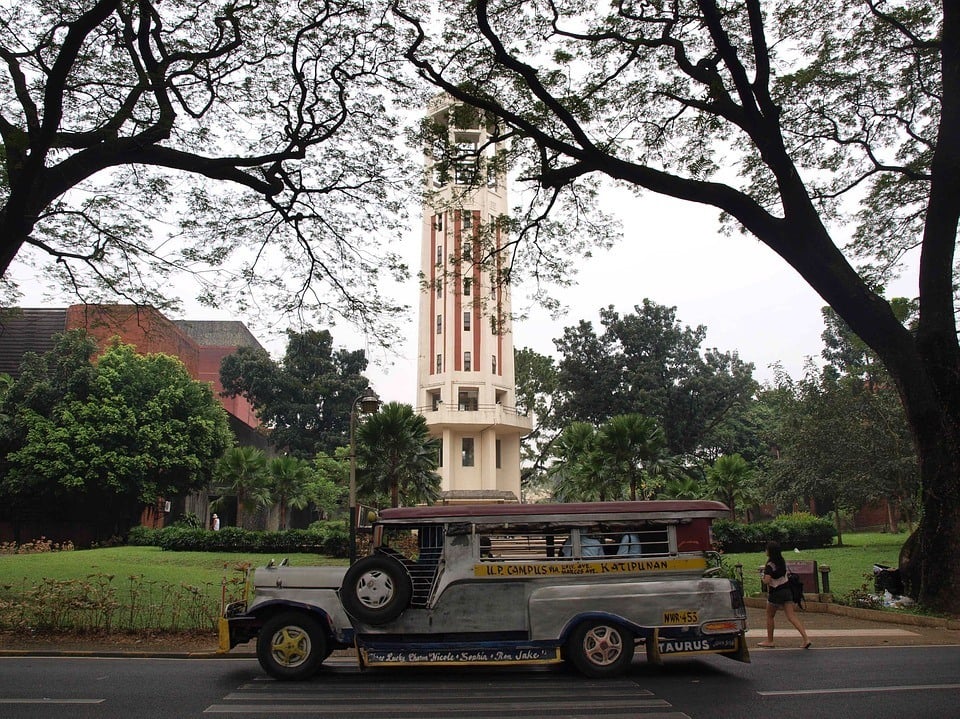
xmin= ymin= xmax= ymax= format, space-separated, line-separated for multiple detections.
xmin=553 ymin=302 xmax=756 ymax=457
xmin=548 ymin=421 xmax=611 ymax=502
xmin=214 ymin=446 xmax=271 ymax=529
xmin=514 ymin=346 xmax=560 ymax=492
xmin=393 ymin=1 xmax=960 ymax=612
xmin=706 ymin=454 xmax=754 ymax=521
xmin=549 ymin=414 xmax=682 ymax=501
xmin=1 ymin=0 xmax=412 ymax=340
xmin=355 ymin=402 xmax=440 ymax=508
xmin=220 ymin=329 xmax=371 ymax=458
xmin=267 ymin=455 xmax=315 ymax=530
xmin=0 ymin=335 xmax=232 ymax=530
xmin=594 ymin=414 xmax=667 ymax=501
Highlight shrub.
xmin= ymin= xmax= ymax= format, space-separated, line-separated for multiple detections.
xmin=138 ymin=524 xmax=351 ymax=557
xmin=714 ymin=513 xmax=836 ymax=553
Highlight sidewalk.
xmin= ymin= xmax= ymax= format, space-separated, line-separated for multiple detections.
xmin=1 ymin=602 xmax=957 ymax=658
xmin=744 ymin=598 xmax=960 ymax=649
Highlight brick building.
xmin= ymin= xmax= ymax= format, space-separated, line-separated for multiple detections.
xmin=0 ymin=304 xmax=270 ymax=544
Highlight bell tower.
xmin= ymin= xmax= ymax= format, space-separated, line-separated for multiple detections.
xmin=415 ymin=95 xmax=532 ymax=500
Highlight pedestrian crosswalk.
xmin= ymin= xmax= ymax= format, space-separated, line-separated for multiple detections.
xmin=203 ymin=670 xmax=691 ymax=717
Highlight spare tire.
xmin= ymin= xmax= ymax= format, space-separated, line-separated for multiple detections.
xmin=340 ymin=554 xmax=413 ymax=625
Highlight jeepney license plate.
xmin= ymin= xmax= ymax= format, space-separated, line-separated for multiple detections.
xmin=663 ymin=610 xmax=699 ymax=624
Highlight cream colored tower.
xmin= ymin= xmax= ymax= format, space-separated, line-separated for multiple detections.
xmin=416 ymin=95 xmax=532 ymax=500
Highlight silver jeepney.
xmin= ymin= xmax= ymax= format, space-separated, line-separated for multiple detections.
xmin=220 ymin=500 xmax=749 ymax=680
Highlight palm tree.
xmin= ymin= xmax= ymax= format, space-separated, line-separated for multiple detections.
xmin=355 ymin=402 xmax=440 ymax=508
xmin=549 ymin=422 xmax=614 ymax=502
xmin=706 ymin=453 xmax=754 ymax=520
xmin=268 ymin=455 xmax=314 ymax=529
xmin=215 ymin=446 xmax=271 ymax=528
xmin=657 ymin=476 xmax=705 ymax=500
xmin=595 ymin=414 xmax=667 ymax=500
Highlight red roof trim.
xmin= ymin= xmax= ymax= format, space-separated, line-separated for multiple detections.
xmin=377 ymin=500 xmax=729 ymax=522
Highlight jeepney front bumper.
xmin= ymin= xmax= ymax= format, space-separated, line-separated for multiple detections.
xmin=218 ymin=601 xmax=261 ymax=653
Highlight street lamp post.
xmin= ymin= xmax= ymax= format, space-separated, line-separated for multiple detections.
xmin=349 ymin=386 xmax=380 ymax=564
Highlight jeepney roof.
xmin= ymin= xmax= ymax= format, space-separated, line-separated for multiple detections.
xmin=375 ymin=500 xmax=729 ymax=526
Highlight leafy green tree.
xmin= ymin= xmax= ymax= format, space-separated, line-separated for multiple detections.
xmin=355 ymin=402 xmax=440 ymax=508
xmin=220 ymin=329 xmax=371 ymax=458
xmin=310 ymin=449 xmax=350 ymax=520
xmin=393 ymin=1 xmax=960 ymax=611
xmin=514 ymin=346 xmax=560 ymax=493
xmin=0 ymin=0 xmax=412 ymax=338
xmin=215 ymin=446 xmax=271 ymax=529
xmin=1 ymin=337 xmax=232 ymax=530
xmin=553 ymin=302 xmax=756 ymax=457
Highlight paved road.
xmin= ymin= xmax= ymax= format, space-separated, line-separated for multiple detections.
xmin=1 ymin=645 xmax=959 ymax=719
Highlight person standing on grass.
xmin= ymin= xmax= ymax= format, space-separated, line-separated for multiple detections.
xmin=212 ymin=513 xmax=220 ymax=531
xmin=758 ymin=540 xmax=811 ymax=649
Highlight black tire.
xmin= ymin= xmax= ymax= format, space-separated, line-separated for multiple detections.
xmin=257 ymin=611 xmax=328 ymax=681
xmin=340 ymin=554 xmax=413 ymax=625
xmin=565 ymin=619 xmax=635 ymax=678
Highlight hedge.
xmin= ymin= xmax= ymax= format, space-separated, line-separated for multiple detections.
xmin=126 ymin=521 xmax=351 ymax=557
xmin=713 ymin=512 xmax=836 ymax=553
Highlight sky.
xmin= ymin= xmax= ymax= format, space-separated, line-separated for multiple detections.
xmin=10 ymin=176 xmax=918 ymax=407
xmin=337 ymin=184 xmax=917 ymax=405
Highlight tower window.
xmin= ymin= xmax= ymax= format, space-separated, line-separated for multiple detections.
xmin=463 ymin=311 xmax=471 ymax=331
xmin=463 ymin=277 xmax=471 ymax=296
xmin=462 ymin=437 xmax=475 ymax=467
xmin=436 ymin=314 xmax=442 ymax=334
xmin=436 ymin=246 xmax=443 ymax=265
xmin=496 ymin=439 xmax=502 ymax=469
xmin=463 ymin=351 xmax=471 ymax=371
xmin=462 ymin=241 xmax=472 ymax=262
xmin=436 ymin=354 xmax=442 ymax=373
xmin=492 ymin=354 xmax=497 ymax=373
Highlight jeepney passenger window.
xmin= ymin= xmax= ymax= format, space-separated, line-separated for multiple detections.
xmin=479 ymin=532 xmax=570 ymax=561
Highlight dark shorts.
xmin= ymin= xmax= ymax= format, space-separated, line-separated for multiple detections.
xmin=768 ymin=584 xmax=792 ymax=606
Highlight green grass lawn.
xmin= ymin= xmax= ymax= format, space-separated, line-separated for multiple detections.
xmin=721 ymin=531 xmax=906 ymax=598
xmin=0 ymin=546 xmax=344 ymax=633
xmin=0 ymin=533 xmax=911 ymax=633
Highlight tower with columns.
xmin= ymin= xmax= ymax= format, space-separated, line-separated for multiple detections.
xmin=416 ymin=95 xmax=532 ymax=500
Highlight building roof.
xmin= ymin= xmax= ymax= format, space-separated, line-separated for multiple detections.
xmin=173 ymin=320 xmax=266 ymax=352
xmin=0 ymin=308 xmax=68 ymax=376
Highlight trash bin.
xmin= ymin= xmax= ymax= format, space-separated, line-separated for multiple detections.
xmin=873 ymin=564 xmax=904 ymax=596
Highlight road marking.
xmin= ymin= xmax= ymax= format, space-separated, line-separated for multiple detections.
xmin=204 ymin=701 xmax=678 ymax=714
xmin=0 ymin=699 xmax=105 ymax=704
xmin=759 ymin=684 xmax=960 ymax=696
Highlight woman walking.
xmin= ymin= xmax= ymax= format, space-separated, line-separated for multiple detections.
xmin=758 ymin=540 xmax=811 ymax=649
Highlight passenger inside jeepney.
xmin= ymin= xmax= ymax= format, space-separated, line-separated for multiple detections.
xmin=560 ymin=535 xmax=604 ymax=558
xmin=617 ymin=533 xmax=642 ymax=556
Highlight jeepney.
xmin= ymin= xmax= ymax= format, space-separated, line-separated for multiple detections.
xmin=220 ymin=500 xmax=749 ymax=680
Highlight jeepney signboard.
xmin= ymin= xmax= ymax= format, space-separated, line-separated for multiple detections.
xmin=473 ymin=556 xmax=707 ymax=577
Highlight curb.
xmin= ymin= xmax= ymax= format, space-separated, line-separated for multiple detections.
xmin=0 ymin=648 xmax=255 ymax=659
xmin=745 ymin=597 xmax=960 ymax=630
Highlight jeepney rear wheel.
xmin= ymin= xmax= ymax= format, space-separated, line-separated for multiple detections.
xmin=257 ymin=611 xmax=328 ymax=681
xmin=566 ymin=619 xmax=635 ymax=678
xmin=340 ymin=554 xmax=413 ymax=625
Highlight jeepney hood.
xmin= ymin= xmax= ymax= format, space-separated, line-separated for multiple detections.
xmin=252 ymin=565 xmax=347 ymax=590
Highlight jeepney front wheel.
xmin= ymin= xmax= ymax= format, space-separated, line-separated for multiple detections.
xmin=257 ymin=611 xmax=328 ymax=681
xmin=566 ymin=619 xmax=635 ymax=678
